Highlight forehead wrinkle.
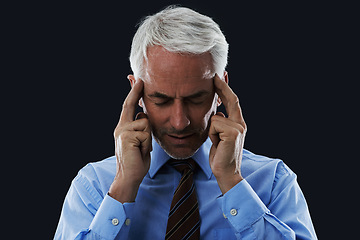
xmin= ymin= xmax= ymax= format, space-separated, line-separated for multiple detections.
xmin=147 ymin=89 xmax=211 ymax=100
xmin=143 ymin=70 xmax=214 ymax=98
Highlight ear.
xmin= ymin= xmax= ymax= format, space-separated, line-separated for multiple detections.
xmin=127 ymin=74 xmax=136 ymax=87
xmin=216 ymin=71 xmax=229 ymax=106
xmin=127 ymin=74 xmax=144 ymax=108
xmin=223 ymin=71 xmax=229 ymax=84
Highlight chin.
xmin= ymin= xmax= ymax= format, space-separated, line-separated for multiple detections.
xmin=164 ymin=148 xmax=199 ymax=160
xmin=157 ymin=140 xmax=198 ymax=159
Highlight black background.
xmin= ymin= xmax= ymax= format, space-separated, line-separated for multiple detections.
xmin=5 ymin=1 xmax=357 ymax=239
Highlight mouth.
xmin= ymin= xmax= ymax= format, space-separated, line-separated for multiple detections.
xmin=166 ymin=133 xmax=195 ymax=145
xmin=168 ymin=134 xmax=194 ymax=139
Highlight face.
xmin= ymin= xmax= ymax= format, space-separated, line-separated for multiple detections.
xmin=135 ymin=46 xmax=221 ymax=159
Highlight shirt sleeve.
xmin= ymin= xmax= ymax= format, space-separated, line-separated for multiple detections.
xmin=54 ymin=172 xmax=135 ymax=240
xmin=217 ymin=165 xmax=317 ymax=240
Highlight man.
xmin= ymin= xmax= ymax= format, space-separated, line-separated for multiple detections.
xmin=55 ymin=6 xmax=317 ymax=240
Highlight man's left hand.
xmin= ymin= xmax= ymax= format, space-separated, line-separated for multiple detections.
xmin=209 ymin=73 xmax=247 ymax=194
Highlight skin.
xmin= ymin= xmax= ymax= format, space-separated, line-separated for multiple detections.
xmin=109 ymin=46 xmax=247 ymax=203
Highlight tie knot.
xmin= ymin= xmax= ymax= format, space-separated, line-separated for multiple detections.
xmin=168 ymin=158 xmax=197 ymax=174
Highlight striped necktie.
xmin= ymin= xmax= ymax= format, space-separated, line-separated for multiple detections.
xmin=165 ymin=159 xmax=200 ymax=240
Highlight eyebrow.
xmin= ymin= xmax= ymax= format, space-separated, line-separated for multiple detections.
xmin=148 ymin=90 xmax=210 ymax=99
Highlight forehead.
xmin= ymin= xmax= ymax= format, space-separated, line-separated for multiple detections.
xmin=143 ymin=46 xmax=214 ymax=94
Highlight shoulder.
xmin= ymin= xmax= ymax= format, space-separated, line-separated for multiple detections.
xmin=241 ymin=149 xmax=296 ymax=205
xmin=75 ymin=156 xmax=117 ymax=197
xmin=242 ymin=149 xmax=294 ymax=179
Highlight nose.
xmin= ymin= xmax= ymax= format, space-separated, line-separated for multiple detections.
xmin=169 ymin=100 xmax=190 ymax=131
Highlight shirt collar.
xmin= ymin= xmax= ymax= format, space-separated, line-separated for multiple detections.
xmin=148 ymin=138 xmax=213 ymax=179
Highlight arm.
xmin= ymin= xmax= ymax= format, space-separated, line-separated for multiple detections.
xmin=109 ymin=77 xmax=152 ymax=203
xmin=54 ymin=171 xmax=134 ymax=240
xmin=209 ymin=74 xmax=316 ymax=239
xmin=55 ymin=78 xmax=150 ymax=239
xmin=217 ymin=163 xmax=317 ymax=240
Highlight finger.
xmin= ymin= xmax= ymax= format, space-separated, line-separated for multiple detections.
xmin=211 ymin=114 xmax=246 ymax=134
xmin=209 ymin=117 xmax=233 ymax=139
xmin=209 ymin=118 xmax=224 ymax=142
xmin=208 ymin=123 xmax=220 ymax=148
xmin=216 ymin=112 xmax=225 ymax=118
xmin=120 ymin=79 xmax=144 ymax=123
xmin=131 ymin=131 xmax=152 ymax=157
xmin=135 ymin=112 xmax=151 ymax=133
xmin=135 ymin=112 xmax=147 ymax=120
xmin=134 ymin=112 xmax=153 ymax=154
xmin=214 ymin=74 xmax=245 ymax=127
xmin=208 ymin=113 xmax=225 ymax=147
xmin=122 ymin=118 xmax=150 ymax=132
xmin=134 ymin=131 xmax=151 ymax=146
xmin=140 ymin=130 xmax=153 ymax=155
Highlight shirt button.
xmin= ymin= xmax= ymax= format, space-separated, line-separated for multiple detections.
xmin=223 ymin=213 xmax=227 ymax=219
xmin=125 ymin=218 xmax=131 ymax=226
xmin=230 ymin=208 xmax=238 ymax=216
xmin=111 ymin=218 xmax=119 ymax=226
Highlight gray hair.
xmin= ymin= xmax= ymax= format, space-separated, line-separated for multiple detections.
xmin=129 ymin=6 xmax=229 ymax=79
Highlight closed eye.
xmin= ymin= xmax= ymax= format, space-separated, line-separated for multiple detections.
xmin=147 ymin=90 xmax=210 ymax=106
xmin=154 ymin=100 xmax=171 ymax=106
xmin=147 ymin=92 xmax=171 ymax=106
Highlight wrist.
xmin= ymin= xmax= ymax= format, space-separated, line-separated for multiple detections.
xmin=214 ymin=171 xmax=243 ymax=195
xmin=108 ymin=176 xmax=141 ymax=203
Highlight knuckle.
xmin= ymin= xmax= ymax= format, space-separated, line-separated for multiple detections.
xmin=230 ymin=128 xmax=240 ymax=137
xmin=236 ymin=123 xmax=246 ymax=135
xmin=135 ymin=118 xmax=147 ymax=127
xmin=142 ymin=131 xmax=151 ymax=141
xmin=113 ymin=129 xmax=118 ymax=138
xmin=140 ymin=118 xmax=152 ymax=131
xmin=122 ymin=99 xmax=131 ymax=110
xmin=114 ymin=122 xmax=128 ymax=138
xmin=143 ymin=130 xmax=150 ymax=137
xmin=230 ymin=95 xmax=240 ymax=109
xmin=242 ymin=123 xmax=247 ymax=133
xmin=239 ymin=127 xmax=245 ymax=135
xmin=119 ymin=131 xmax=129 ymax=141
xmin=113 ymin=126 xmax=122 ymax=139
xmin=232 ymin=95 xmax=239 ymax=104
xmin=211 ymin=115 xmax=221 ymax=122
xmin=138 ymin=118 xmax=149 ymax=124
xmin=122 ymin=95 xmax=137 ymax=110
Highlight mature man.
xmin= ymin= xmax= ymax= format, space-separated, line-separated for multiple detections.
xmin=55 ymin=6 xmax=317 ymax=239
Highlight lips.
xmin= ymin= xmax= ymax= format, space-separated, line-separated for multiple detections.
xmin=168 ymin=134 xmax=194 ymax=139
xmin=166 ymin=133 xmax=195 ymax=145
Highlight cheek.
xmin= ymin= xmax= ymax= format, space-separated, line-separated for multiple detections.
xmin=142 ymin=100 xmax=167 ymax=125
xmin=142 ymin=97 xmax=155 ymax=116
xmin=204 ymin=102 xmax=217 ymax=124
xmin=193 ymin=97 xmax=218 ymax=128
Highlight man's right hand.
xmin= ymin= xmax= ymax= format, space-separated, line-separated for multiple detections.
xmin=109 ymin=79 xmax=152 ymax=203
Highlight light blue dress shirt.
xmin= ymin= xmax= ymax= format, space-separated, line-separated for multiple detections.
xmin=55 ymin=138 xmax=317 ymax=239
